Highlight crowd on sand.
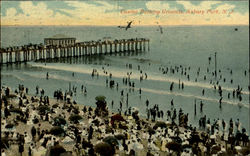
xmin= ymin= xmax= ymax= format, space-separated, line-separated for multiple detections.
xmin=1 ymin=83 xmax=250 ymax=156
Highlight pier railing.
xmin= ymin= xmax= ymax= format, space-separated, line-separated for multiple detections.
xmin=0 ymin=38 xmax=150 ymax=64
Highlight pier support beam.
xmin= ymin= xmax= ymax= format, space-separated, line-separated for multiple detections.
xmin=94 ymin=45 xmax=97 ymax=55
xmin=143 ymin=41 xmax=146 ymax=51
xmin=9 ymin=52 xmax=12 ymax=63
xmin=139 ymin=41 xmax=142 ymax=51
xmin=123 ymin=42 xmax=126 ymax=52
xmin=115 ymin=43 xmax=117 ymax=53
xmin=42 ymin=49 xmax=45 ymax=60
xmin=110 ymin=43 xmax=112 ymax=54
xmin=99 ymin=44 xmax=102 ymax=54
xmin=84 ymin=46 xmax=87 ymax=55
xmin=105 ymin=44 xmax=107 ymax=54
xmin=0 ymin=53 xmax=3 ymax=64
xmin=148 ymin=41 xmax=150 ymax=51
xmin=127 ymin=42 xmax=130 ymax=52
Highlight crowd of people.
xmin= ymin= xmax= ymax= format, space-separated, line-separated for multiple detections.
xmin=1 ymin=83 xmax=249 ymax=156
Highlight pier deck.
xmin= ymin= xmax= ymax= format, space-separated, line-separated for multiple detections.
xmin=0 ymin=38 xmax=150 ymax=64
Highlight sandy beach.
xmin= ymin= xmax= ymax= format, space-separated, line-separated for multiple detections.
xmin=1 ymin=85 xmax=250 ymax=156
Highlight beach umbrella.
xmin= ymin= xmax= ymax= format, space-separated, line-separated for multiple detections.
xmin=68 ymin=114 xmax=83 ymax=123
xmin=49 ymin=144 xmax=66 ymax=156
xmin=52 ymin=103 xmax=59 ymax=108
xmin=115 ymin=134 xmax=126 ymax=140
xmin=211 ymin=145 xmax=221 ymax=154
xmin=1 ymin=137 xmax=10 ymax=149
xmin=127 ymin=116 xmax=133 ymax=120
xmin=32 ymin=98 xmax=39 ymax=103
xmin=95 ymin=95 xmax=107 ymax=114
xmin=131 ymin=107 xmax=138 ymax=112
xmin=171 ymin=136 xmax=182 ymax=144
xmin=239 ymin=147 xmax=250 ymax=155
xmin=182 ymin=143 xmax=192 ymax=149
xmin=146 ymin=151 xmax=154 ymax=156
xmin=130 ymin=141 xmax=144 ymax=150
xmin=188 ymin=134 xmax=201 ymax=144
xmin=92 ymin=119 xmax=100 ymax=126
xmin=132 ymin=111 xmax=139 ymax=121
xmin=103 ymin=136 xmax=119 ymax=147
xmin=153 ymin=121 xmax=167 ymax=130
xmin=50 ymin=126 xmax=65 ymax=136
xmin=95 ymin=95 xmax=106 ymax=103
xmin=111 ymin=114 xmax=125 ymax=125
xmin=166 ymin=121 xmax=171 ymax=125
xmin=5 ymin=123 xmax=15 ymax=129
xmin=53 ymin=116 xmax=67 ymax=126
xmin=9 ymin=108 xmax=23 ymax=115
xmin=33 ymin=146 xmax=47 ymax=156
xmin=235 ymin=146 xmax=242 ymax=151
xmin=62 ymin=136 xmax=74 ymax=144
xmin=105 ymin=126 xmax=113 ymax=134
xmin=210 ymin=135 xmax=216 ymax=139
xmin=32 ymin=118 xmax=39 ymax=124
xmin=166 ymin=141 xmax=182 ymax=153
xmin=7 ymin=94 xmax=17 ymax=98
xmin=148 ymin=127 xmax=156 ymax=135
xmin=81 ymin=138 xmax=92 ymax=149
xmin=94 ymin=142 xmax=115 ymax=156
xmin=119 ymin=123 xmax=128 ymax=130
xmin=37 ymin=105 xmax=50 ymax=115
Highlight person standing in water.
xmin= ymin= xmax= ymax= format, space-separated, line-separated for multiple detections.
xmin=194 ymin=99 xmax=197 ymax=116
xmin=111 ymin=100 xmax=114 ymax=109
xmin=146 ymin=99 xmax=149 ymax=108
xmin=200 ymin=101 xmax=203 ymax=113
xmin=219 ymin=97 xmax=223 ymax=109
xmin=171 ymin=99 xmax=174 ymax=109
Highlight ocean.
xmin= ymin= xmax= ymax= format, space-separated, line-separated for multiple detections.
xmin=1 ymin=25 xmax=249 ymax=133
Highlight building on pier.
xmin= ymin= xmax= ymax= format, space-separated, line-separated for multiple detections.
xmin=44 ymin=34 xmax=76 ymax=46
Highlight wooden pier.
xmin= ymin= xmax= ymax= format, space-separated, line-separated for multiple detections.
xmin=0 ymin=38 xmax=150 ymax=64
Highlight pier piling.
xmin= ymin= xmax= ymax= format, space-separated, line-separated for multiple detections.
xmin=0 ymin=38 xmax=149 ymax=64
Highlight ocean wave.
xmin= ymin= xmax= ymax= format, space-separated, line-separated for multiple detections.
xmin=147 ymin=74 xmax=249 ymax=95
xmin=29 ymin=63 xmax=249 ymax=96
xmin=139 ymin=87 xmax=249 ymax=108
xmin=21 ymin=71 xmax=85 ymax=83
xmin=1 ymin=73 xmax=25 ymax=81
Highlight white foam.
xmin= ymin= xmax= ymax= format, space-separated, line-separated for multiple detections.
xmin=139 ymin=87 xmax=249 ymax=108
xmin=30 ymin=63 xmax=249 ymax=95
xmin=2 ymin=73 xmax=25 ymax=81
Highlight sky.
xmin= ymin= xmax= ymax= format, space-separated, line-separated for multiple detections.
xmin=1 ymin=1 xmax=249 ymax=26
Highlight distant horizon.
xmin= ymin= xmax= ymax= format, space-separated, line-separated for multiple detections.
xmin=1 ymin=24 xmax=248 ymax=27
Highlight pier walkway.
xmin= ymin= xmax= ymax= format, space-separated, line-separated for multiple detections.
xmin=0 ymin=38 xmax=150 ymax=64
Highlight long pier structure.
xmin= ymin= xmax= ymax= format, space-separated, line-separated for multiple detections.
xmin=0 ymin=38 xmax=150 ymax=64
